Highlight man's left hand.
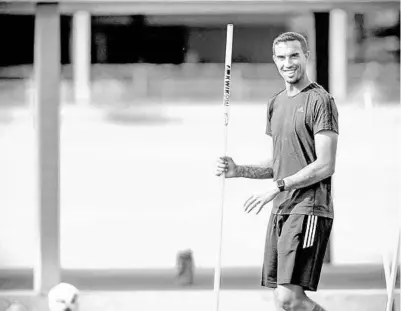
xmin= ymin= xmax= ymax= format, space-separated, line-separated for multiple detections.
xmin=244 ymin=184 xmax=280 ymax=214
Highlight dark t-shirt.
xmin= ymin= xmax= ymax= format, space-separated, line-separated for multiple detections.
xmin=265 ymin=82 xmax=339 ymax=219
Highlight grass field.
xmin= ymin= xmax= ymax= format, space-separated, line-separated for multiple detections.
xmin=0 ymin=99 xmax=400 ymax=311
xmin=0 ymin=100 xmax=399 ymax=270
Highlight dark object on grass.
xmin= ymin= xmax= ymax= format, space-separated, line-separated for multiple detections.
xmin=176 ymin=249 xmax=195 ymax=286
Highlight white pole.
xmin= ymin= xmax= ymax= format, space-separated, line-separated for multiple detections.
xmin=73 ymin=10 xmax=91 ymax=104
xmin=33 ymin=2 xmax=61 ymax=302
xmin=329 ymin=9 xmax=347 ymax=102
xmin=214 ymin=24 xmax=234 ymax=311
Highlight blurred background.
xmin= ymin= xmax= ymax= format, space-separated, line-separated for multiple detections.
xmin=0 ymin=1 xmax=400 ymax=309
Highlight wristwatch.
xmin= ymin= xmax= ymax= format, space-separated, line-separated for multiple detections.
xmin=276 ymin=179 xmax=285 ymax=192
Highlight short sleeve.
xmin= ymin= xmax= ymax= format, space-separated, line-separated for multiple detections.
xmin=265 ymin=100 xmax=273 ymax=136
xmin=313 ymin=95 xmax=339 ymax=135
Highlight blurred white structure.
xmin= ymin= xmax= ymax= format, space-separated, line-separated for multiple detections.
xmin=329 ymin=9 xmax=348 ymax=102
xmin=72 ymin=11 xmax=91 ymax=104
xmin=33 ymin=4 xmax=61 ymax=304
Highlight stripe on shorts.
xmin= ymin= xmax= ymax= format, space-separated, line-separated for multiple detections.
xmin=303 ymin=215 xmax=317 ymax=248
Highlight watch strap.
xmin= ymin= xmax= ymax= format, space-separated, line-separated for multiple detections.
xmin=276 ymin=179 xmax=285 ymax=192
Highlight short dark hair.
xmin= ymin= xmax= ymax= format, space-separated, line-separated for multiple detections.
xmin=272 ymin=32 xmax=309 ymax=56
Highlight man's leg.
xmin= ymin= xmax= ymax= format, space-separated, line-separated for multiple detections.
xmin=274 ymin=215 xmax=333 ymax=311
xmin=273 ymin=284 xmax=326 ymax=311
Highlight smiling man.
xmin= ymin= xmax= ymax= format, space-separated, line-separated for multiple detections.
xmin=216 ymin=32 xmax=339 ymax=311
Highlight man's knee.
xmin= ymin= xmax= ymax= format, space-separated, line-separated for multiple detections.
xmin=274 ymin=284 xmax=306 ymax=310
xmin=274 ymin=289 xmax=293 ymax=310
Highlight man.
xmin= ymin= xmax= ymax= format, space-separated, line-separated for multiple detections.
xmin=215 ymin=32 xmax=339 ymax=311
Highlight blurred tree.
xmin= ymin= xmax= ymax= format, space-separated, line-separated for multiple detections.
xmin=370 ymin=11 xmax=400 ymax=63
xmin=354 ymin=13 xmax=366 ymax=63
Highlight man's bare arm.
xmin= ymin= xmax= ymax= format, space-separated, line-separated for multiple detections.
xmin=217 ymin=136 xmax=274 ymax=179
xmin=235 ymin=164 xmax=274 ymax=179
xmin=283 ymin=130 xmax=338 ymax=191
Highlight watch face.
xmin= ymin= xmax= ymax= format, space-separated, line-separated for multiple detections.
xmin=277 ymin=180 xmax=285 ymax=190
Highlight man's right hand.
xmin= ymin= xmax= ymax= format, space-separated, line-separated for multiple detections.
xmin=215 ymin=156 xmax=237 ymax=178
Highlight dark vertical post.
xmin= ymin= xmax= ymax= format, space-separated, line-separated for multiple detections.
xmin=314 ymin=12 xmax=331 ymax=263
xmin=314 ymin=12 xmax=330 ymax=93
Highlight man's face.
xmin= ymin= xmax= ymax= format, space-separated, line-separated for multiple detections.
xmin=273 ymin=40 xmax=309 ymax=85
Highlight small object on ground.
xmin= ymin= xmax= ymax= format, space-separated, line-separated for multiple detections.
xmin=176 ymin=249 xmax=195 ymax=286
xmin=48 ymin=282 xmax=80 ymax=311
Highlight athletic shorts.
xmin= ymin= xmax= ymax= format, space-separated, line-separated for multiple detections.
xmin=261 ymin=213 xmax=333 ymax=291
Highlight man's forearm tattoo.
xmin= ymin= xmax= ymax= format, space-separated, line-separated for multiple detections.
xmin=236 ymin=165 xmax=274 ymax=179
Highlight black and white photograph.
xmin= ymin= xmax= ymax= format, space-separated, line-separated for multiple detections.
xmin=0 ymin=0 xmax=400 ymax=310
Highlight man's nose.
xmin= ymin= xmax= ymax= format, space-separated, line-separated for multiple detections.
xmin=283 ymin=57 xmax=292 ymax=67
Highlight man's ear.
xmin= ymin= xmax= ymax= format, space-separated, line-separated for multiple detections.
xmin=272 ymin=55 xmax=277 ymax=64
xmin=305 ymin=50 xmax=310 ymax=61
